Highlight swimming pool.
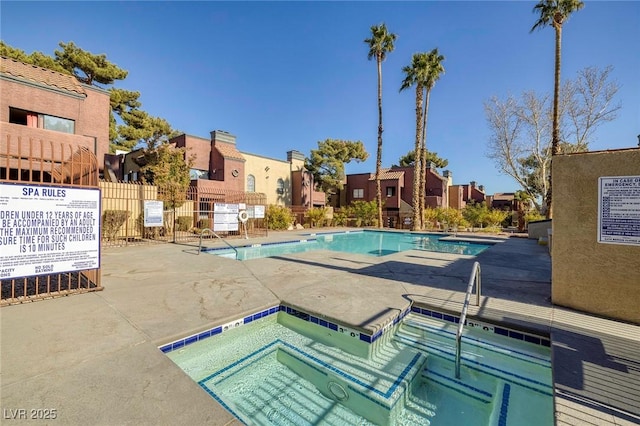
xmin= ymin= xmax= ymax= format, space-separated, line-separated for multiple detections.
xmin=205 ymin=230 xmax=491 ymax=260
xmin=163 ymin=306 xmax=553 ymax=425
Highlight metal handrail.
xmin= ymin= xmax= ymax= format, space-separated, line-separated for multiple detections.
xmin=455 ymin=261 xmax=481 ymax=379
xmin=198 ymin=228 xmax=238 ymax=256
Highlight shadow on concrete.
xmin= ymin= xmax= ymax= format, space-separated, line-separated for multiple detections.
xmin=271 ymin=237 xmax=552 ymax=307
xmin=551 ymin=327 xmax=639 ymax=422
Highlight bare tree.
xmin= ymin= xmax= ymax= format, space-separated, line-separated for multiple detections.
xmin=485 ymin=66 xmax=620 ymax=212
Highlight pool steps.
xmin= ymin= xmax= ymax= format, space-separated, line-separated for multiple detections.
xmin=399 ymin=315 xmax=554 ymax=425
xmin=165 ymin=306 xmax=553 ymax=425
xmin=272 ymin=312 xmax=551 ymax=425
xmin=397 ymin=315 xmax=552 ymax=395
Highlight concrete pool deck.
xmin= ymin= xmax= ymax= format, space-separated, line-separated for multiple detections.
xmin=1 ymin=228 xmax=638 ymax=425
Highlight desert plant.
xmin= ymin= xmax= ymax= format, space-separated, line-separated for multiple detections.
xmin=438 ymin=207 xmax=465 ymax=230
xmin=176 ymin=216 xmax=192 ymax=232
xmin=333 ymin=209 xmax=349 ymax=226
xmin=306 ymin=207 xmax=327 ymax=227
xmin=484 ymin=209 xmax=510 ymax=228
xmin=266 ymin=205 xmax=294 ymax=230
xmin=350 ymin=200 xmax=379 ymax=226
xmin=102 ymin=210 xmax=130 ymax=241
xmin=525 ymin=210 xmax=546 ymax=227
xmin=423 ymin=207 xmax=440 ymax=229
xmin=462 ymin=201 xmax=490 ymax=230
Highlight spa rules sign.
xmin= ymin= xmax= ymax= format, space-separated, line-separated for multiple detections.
xmin=598 ymin=176 xmax=640 ymax=246
xmin=0 ymin=183 xmax=101 ymax=279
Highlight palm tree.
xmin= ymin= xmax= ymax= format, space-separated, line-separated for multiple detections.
xmin=365 ymin=23 xmax=397 ymax=228
xmin=418 ymin=49 xmax=445 ymax=229
xmin=400 ymin=53 xmax=429 ymax=231
xmin=531 ymin=0 xmax=584 ymax=219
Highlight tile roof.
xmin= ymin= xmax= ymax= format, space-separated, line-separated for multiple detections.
xmin=215 ymin=142 xmax=245 ymax=161
xmin=368 ymin=169 xmax=405 ymax=181
xmin=0 ymin=56 xmax=86 ymax=95
xmin=492 ymin=193 xmax=515 ymax=201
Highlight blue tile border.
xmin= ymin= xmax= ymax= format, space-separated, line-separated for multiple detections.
xmin=411 ymin=306 xmax=550 ymax=348
xmin=202 ymin=239 xmax=318 ymax=255
xmin=498 ymin=383 xmax=511 ymax=426
xmin=159 ymin=303 xmax=548 ymax=354
xmin=159 ymin=303 xmax=413 ymax=353
xmin=159 ymin=305 xmax=279 ymax=353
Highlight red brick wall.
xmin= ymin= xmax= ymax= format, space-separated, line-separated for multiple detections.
xmin=1 ymin=79 xmax=110 ymax=171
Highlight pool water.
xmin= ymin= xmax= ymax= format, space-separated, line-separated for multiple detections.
xmin=206 ymin=231 xmax=491 ymax=260
xmin=166 ymin=309 xmax=553 ymax=425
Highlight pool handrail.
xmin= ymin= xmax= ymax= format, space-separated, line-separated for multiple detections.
xmin=198 ymin=228 xmax=238 ymax=257
xmin=455 ymin=261 xmax=481 ymax=379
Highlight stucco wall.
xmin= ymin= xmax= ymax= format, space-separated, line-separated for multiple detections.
xmin=242 ymin=152 xmax=291 ymax=206
xmin=528 ymin=219 xmax=552 ymax=240
xmin=552 ymin=148 xmax=640 ymax=324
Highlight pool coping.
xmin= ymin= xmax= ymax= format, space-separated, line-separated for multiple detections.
xmin=158 ymin=303 xmax=551 ymax=354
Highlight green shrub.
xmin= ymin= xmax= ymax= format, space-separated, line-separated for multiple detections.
xmin=484 ymin=209 xmax=510 ymax=228
xmin=462 ymin=201 xmax=489 ymax=229
xmin=333 ymin=209 xmax=348 ymax=226
xmin=350 ymin=200 xmax=378 ymax=226
xmin=525 ymin=211 xmax=545 ymax=226
xmin=266 ymin=205 xmax=294 ymax=230
xmin=438 ymin=207 xmax=465 ymax=229
xmin=423 ymin=207 xmax=440 ymax=229
xmin=102 ymin=210 xmax=130 ymax=241
xmin=306 ymin=207 xmax=327 ymax=227
xmin=176 ymin=216 xmax=192 ymax=232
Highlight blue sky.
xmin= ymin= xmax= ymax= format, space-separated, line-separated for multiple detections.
xmin=2 ymin=1 xmax=639 ymax=194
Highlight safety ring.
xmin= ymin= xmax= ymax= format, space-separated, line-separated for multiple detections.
xmin=238 ymin=210 xmax=249 ymax=223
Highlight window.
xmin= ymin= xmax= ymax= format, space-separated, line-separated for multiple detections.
xmin=276 ymin=178 xmax=285 ymax=194
xmin=9 ymin=108 xmax=75 ymax=134
xmin=190 ymin=169 xmax=208 ymax=180
xmin=43 ymin=115 xmax=74 ymax=134
xmin=353 ymin=189 xmax=364 ymax=199
xmin=386 ymin=186 xmax=396 ymax=197
xmin=247 ymin=174 xmax=256 ymax=192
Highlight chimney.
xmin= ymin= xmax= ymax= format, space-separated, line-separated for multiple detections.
xmin=287 ymin=150 xmax=305 ymax=162
xmin=210 ymin=130 xmax=237 ymax=145
xmin=442 ymin=170 xmax=451 ymax=178
xmin=470 ymin=181 xmax=476 ymax=188
xmin=479 ymin=185 xmax=485 ymax=192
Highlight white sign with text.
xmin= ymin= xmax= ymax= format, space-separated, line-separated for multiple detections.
xmin=144 ymin=200 xmax=164 ymax=227
xmin=0 ymin=183 xmax=101 ymax=279
xmin=598 ymin=176 xmax=640 ymax=245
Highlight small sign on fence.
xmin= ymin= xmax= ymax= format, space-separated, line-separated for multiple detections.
xmin=144 ymin=200 xmax=164 ymax=227
xmin=213 ymin=203 xmax=239 ymax=232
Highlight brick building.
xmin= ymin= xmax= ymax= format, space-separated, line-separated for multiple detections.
xmin=0 ymin=56 xmax=111 ymax=178
xmin=119 ymin=131 xmax=325 ymax=208
xmin=345 ymin=163 xmax=451 ymax=215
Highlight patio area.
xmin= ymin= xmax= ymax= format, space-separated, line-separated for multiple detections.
xmin=1 ymin=229 xmax=638 ymax=425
